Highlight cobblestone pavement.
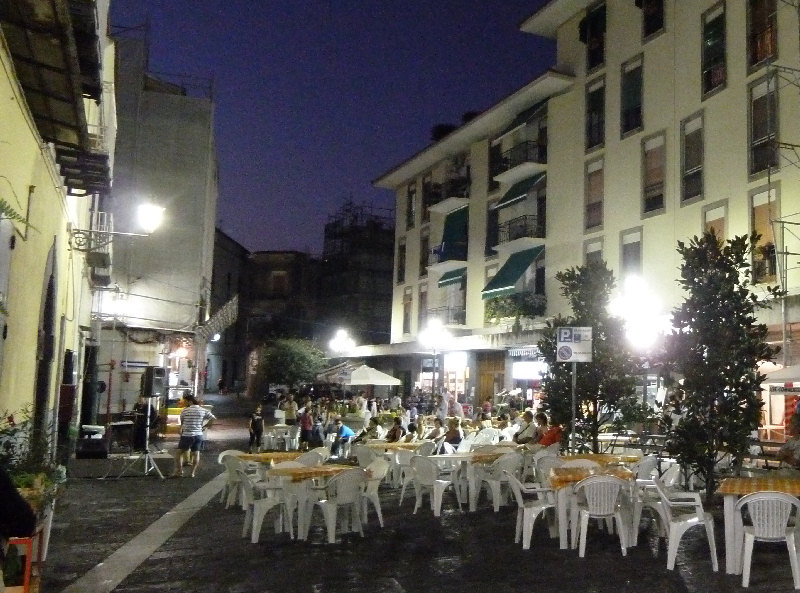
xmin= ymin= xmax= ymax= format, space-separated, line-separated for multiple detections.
xmin=41 ymin=394 xmax=799 ymax=593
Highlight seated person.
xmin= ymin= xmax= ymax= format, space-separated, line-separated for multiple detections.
xmin=538 ymin=422 xmax=563 ymax=448
xmin=477 ymin=412 xmax=493 ymax=430
xmin=402 ymin=422 xmax=419 ymax=443
xmin=532 ymin=412 xmax=550 ymax=444
xmin=424 ymin=417 xmax=445 ymax=440
xmin=330 ymin=417 xmax=355 ymax=458
xmin=352 ymin=416 xmax=387 ymax=443
xmin=778 ymin=415 xmax=800 ymax=467
xmin=512 ymin=411 xmax=536 ymax=444
xmin=385 ymin=417 xmax=407 ymax=443
xmin=436 ymin=418 xmax=464 ymax=454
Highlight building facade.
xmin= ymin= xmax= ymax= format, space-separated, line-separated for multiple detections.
xmin=372 ymin=0 xmax=799 ymax=409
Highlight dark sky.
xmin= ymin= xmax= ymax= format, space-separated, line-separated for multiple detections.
xmin=110 ymin=1 xmax=555 ymax=255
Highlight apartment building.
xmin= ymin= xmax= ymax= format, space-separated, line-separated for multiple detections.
xmin=372 ymin=0 xmax=799 ymax=408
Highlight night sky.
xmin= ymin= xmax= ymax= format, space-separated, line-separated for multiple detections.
xmin=110 ymin=1 xmax=555 ymax=255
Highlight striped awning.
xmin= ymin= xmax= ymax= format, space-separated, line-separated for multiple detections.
xmin=494 ymin=173 xmax=546 ymax=210
xmin=438 ymin=267 xmax=467 ymax=288
xmin=482 ymin=246 xmax=545 ymax=299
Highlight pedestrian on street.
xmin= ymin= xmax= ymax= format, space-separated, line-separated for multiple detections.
xmin=172 ymin=394 xmax=216 ymax=478
xmin=248 ymin=404 xmax=264 ymax=453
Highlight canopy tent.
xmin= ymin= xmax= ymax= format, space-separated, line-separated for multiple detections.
xmin=343 ymin=365 xmax=402 ymax=386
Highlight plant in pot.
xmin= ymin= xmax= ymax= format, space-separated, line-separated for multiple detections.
xmin=1 ymin=407 xmax=65 ymax=585
xmin=484 ymin=291 xmax=547 ymax=331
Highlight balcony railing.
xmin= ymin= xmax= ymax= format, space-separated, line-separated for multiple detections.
xmin=441 ymin=175 xmax=470 ymax=199
xmin=492 ymin=141 xmax=546 ymax=177
xmin=427 ymin=305 xmax=466 ymax=326
xmin=497 ymin=215 xmax=544 ymax=245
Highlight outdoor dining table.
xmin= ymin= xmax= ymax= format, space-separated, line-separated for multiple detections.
xmin=428 ymin=450 xmax=507 ymax=511
xmin=236 ymin=450 xmax=306 ymax=479
xmin=718 ymin=475 xmax=800 ymax=574
xmin=265 ymin=463 xmax=358 ymax=540
xmin=364 ymin=441 xmax=425 ymax=451
xmin=549 ymin=465 xmax=635 ymax=549
xmin=560 ymin=453 xmax=641 ymax=466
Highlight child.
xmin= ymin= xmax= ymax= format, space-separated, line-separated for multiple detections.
xmin=248 ymin=404 xmax=264 ymax=453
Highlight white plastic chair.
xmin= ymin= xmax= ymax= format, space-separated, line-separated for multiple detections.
xmin=473 ymin=452 xmax=524 ymax=512
xmin=735 ymin=491 xmax=800 ymax=588
xmin=652 ymin=476 xmax=718 ymax=571
xmin=250 ymin=461 xmax=304 ymax=542
xmin=220 ymin=455 xmax=249 ymax=508
xmin=410 ymin=455 xmax=462 ymax=517
xmin=352 ymin=444 xmax=378 ymax=468
xmin=295 ymin=450 xmax=324 ymax=466
xmin=395 ymin=449 xmax=416 ymax=500
xmin=304 ymin=468 xmax=367 ymax=543
xmin=456 ymin=432 xmax=476 ymax=452
xmin=284 ymin=425 xmax=301 ymax=451
xmin=504 ymin=470 xmax=556 ymax=550
xmin=414 ymin=441 xmax=436 ymax=456
xmin=238 ymin=468 xmax=284 ymax=543
xmin=362 ymin=457 xmax=391 ymax=527
xmin=571 ymin=474 xmax=630 ymax=558
xmin=473 ymin=428 xmax=500 ymax=446
xmin=310 ymin=446 xmax=332 ymax=462
xmin=534 ymin=454 xmax=564 ymax=487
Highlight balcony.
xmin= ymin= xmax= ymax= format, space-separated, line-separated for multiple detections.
xmin=427 ymin=305 xmax=466 ymax=326
xmin=494 ymin=215 xmax=545 ymax=255
xmin=428 ymin=241 xmax=468 ymax=273
xmin=493 ymin=141 xmax=546 ymax=185
xmin=429 ymin=175 xmax=470 ymax=214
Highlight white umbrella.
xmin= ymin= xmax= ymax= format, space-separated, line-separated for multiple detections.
xmin=761 ymin=364 xmax=800 ymax=382
xmin=343 ymin=364 xmax=401 ymax=386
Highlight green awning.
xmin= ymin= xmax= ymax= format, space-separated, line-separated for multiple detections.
xmin=481 ymin=246 xmax=545 ymax=299
xmin=438 ymin=267 xmax=467 ymax=288
xmin=497 ymin=99 xmax=548 ymax=138
xmin=438 ymin=205 xmax=469 ymax=261
xmin=494 ymin=173 xmax=546 ymax=210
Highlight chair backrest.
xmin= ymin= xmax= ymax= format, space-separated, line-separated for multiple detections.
xmin=295 ymin=450 xmax=324 ymax=466
xmin=352 ymin=444 xmax=378 ymax=467
xmin=365 ymin=457 xmax=391 ymax=484
xmin=410 ymin=455 xmax=440 ymax=486
xmin=545 ymin=442 xmax=561 ymax=455
xmin=631 ymin=455 xmax=658 ymax=480
xmin=574 ymin=475 xmax=626 ymax=516
xmin=288 ymin=425 xmax=300 ymax=438
xmin=561 ymin=459 xmax=601 ymax=468
xmin=395 ymin=448 xmax=415 ymax=467
xmin=490 ymin=451 xmax=524 ymax=479
xmin=310 ymin=446 xmax=332 ymax=461
xmin=736 ymin=491 xmax=800 ymax=540
xmin=414 ymin=441 xmax=436 ymax=456
xmin=326 ymin=468 xmax=367 ymax=504
xmin=659 ymin=463 xmax=682 ymax=488
xmin=457 ymin=432 xmax=476 ymax=452
xmin=235 ymin=468 xmax=255 ymax=506
xmin=218 ymin=449 xmax=244 ymax=465
xmin=223 ymin=455 xmax=246 ymax=477
xmin=535 ymin=455 xmax=564 ymax=486
xmin=503 ymin=469 xmax=527 ymax=508
xmin=473 ymin=428 xmax=500 ymax=445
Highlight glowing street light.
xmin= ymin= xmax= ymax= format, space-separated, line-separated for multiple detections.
xmin=419 ymin=318 xmax=452 ymax=392
xmin=329 ymin=329 xmax=355 ymax=355
xmin=609 ymin=275 xmax=671 ymax=350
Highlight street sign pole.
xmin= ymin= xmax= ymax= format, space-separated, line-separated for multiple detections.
xmin=570 ymin=361 xmax=577 ymax=453
xmin=556 ymin=327 xmax=593 ymax=454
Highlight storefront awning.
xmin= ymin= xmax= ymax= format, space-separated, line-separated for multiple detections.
xmin=481 ymin=245 xmax=545 ymax=299
xmin=494 ymin=173 xmax=546 ymax=210
xmin=438 ymin=267 xmax=467 ymax=288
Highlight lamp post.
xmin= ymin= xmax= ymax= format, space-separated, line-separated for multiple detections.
xmin=419 ymin=318 xmax=452 ymax=393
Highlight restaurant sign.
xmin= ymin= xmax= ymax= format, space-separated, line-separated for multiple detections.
xmin=556 ymin=327 xmax=593 ymax=363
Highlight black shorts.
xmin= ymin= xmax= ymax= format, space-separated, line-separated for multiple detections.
xmin=178 ymin=435 xmax=204 ymax=452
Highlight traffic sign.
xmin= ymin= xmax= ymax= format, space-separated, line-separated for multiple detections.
xmin=556 ymin=326 xmax=592 ymax=362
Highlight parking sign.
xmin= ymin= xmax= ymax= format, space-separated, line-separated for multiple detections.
xmin=556 ymin=327 xmax=593 ymax=362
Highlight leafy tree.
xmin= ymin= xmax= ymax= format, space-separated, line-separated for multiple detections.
xmin=253 ymin=339 xmax=327 ymax=397
xmin=537 ymin=260 xmax=641 ymax=452
xmin=662 ymin=231 xmax=782 ymax=499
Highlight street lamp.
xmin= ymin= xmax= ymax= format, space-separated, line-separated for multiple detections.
xmin=419 ymin=318 xmax=452 ymax=393
xmin=609 ymin=275 xmax=671 ymax=350
xmin=329 ymin=329 xmax=355 ymax=355
xmin=69 ymin=203 xmax=166 ymax=254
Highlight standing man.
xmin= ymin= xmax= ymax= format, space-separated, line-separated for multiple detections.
xmin=172 ymin=394 xmax=216 ymax=478
xmin=282 ymin=394 xmax=299 ymax=426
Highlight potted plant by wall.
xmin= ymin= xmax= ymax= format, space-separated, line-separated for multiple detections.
xmin=484 ymin=291 xmax=547 ymax=331
xmin=0 ymin=407 xmax=65 ymax=574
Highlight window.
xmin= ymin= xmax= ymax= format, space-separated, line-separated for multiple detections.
xmin=419 ymin=233 xmax=429 ymax=278
xmin=396 ymin=241 xmax=406 ymax=284
xmin=621 ymin=57 xmax=643 ymax=136
xmin=751 ymin=187 xmax=777 ymax=283
xmin=585 ymin=239 xmax=603 ymax=265
xmin=580 ymin=3 xmax=606 ymax=71
xmin=639 ymin=0 xmax=664 ymax=39
xmin=422 ymin=173 xmax=439 ymax=223
xmin=585 ymin=159 xmax=604 ymax=230
xmin=485 ymin=200 xmax=499 ymax=256
xmin=642 ymin=133 xmax=665 ymax=213
xmin=702 ymin=4 xmax=726 ymax=95
xmin=402 ymin=289 xmax=412 ymax=334
xmin=750 ymin=75 xmax=778 ymax=176
xmin=405 ymin=182 xmax=416 ymax=230
xmin=703 ymin=203 xmax=726 ymax=241
xmin=681 ymin=114 xmax=703 ymax=202
xmin=586 ymin=78 xmax=605 ymax=150
xmin=621 ymin=229 xmax=642 ymax=278
xmin=748 ymin=0 xmax=777 ymax=68
xmin=417 ymin=285 xmax=428 ymax=331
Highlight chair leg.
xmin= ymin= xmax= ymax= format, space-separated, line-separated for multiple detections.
xmin=786 ymin=532 xmax=800 ymax=589
xmin=578 ymin=511 xmax=590 ymax=558
xmin=522 ymin=508 xmax=537 ymax=550
xmin=515 ymin=508 xmax=522 ymax=544
xmin=703 ymin=517 xmax=719 ymax=572
xmin=742 ymin=532 xmax=754 ymax=587
xmin=321 ymin=503 xmax=338 ymax=544
xmin=615 ymin=511 xmax=628 ymax=556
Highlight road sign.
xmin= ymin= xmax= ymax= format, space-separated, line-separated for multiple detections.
xmin=556 ymin=326 xmax=592 ymax=362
